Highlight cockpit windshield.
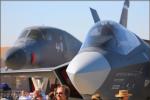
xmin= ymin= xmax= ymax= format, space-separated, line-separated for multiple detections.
xmin=81 ymin=21 xmax=140 ymax=55
xmin=27 ymin=29 xmax=45 ymax=40
xmin=19 ymin=29 xmax=45 ymax=40
xmin=19 ymin=30 xmax=29 ymax=38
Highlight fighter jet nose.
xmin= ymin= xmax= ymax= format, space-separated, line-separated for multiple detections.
xmin=5 ymin=48 xmax=27 ymax=68
xmin=66 ymin=52 xmax=111 ymax=94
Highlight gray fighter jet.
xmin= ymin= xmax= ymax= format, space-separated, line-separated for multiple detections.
xmin=67 ymin=0 xmax=150 ymax=100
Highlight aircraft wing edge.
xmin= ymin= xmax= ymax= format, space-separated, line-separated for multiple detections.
xmin=0 ymin=62 xmax=70 ymax=77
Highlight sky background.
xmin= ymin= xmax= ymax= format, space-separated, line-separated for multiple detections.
xmin=1 ymin=1 xmax=150 ymax=46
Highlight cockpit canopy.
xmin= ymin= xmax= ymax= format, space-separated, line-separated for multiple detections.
xmin=19 ymin=29 xmax=45 ymax=40
xmin=81 ymin=21 xmax=140 ymax=55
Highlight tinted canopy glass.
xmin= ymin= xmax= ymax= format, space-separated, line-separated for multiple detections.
xmin=27 ymin=29 xmax=45 ymax=40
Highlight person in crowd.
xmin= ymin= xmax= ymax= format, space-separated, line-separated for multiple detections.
xmin=25 ymin=91 xmax=32 ymax=100
xmin=47 ymin=91 xmax=55 ymax=100
xmin=115 ymin=90 xmax=132 ymax=100
xmin=55 ymin=85 xmax=70 ymax=100
xmin=91 ymin=93 xmax=102 ymax=100
xmin=32 ymin=89 xmax=43 ymax=100
xmin=18 ymin=90 xmax=28 ymax=100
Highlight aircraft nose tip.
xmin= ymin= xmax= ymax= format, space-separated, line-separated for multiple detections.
xmin=5 ymin=48 xmax=27 ymax=68
xmin=66 ymin=52 xmax=111 ymax=94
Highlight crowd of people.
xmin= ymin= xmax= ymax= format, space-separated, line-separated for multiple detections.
xmin=0 ymin=84 xmax=70 ymax=100
xmin=0 ymin=85 xmax=132 ymax=100
xmin=0 ymin=90 xmax=20 ymax=100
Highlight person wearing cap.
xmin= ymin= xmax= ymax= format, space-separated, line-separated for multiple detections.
xmin=115 ymin=90 xmax=132 ymax=100
xmin=91 ymin=93 xmax=102 ymax=100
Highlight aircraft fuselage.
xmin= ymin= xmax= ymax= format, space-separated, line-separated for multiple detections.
xmin=5 ymin=26 xmax=81 ymax=69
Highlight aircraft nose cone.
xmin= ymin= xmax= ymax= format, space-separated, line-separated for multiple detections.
xmin=5 ymin=48 xmax=27 ymax=68
xmin=66 ymin=52 xmax=111 ymax=94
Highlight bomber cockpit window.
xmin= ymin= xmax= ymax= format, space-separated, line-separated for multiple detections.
xmin=27 ymin=29 xmax=45 ymax=40
xmin=41 ymin=29 xmax=52 ymax=41
xmin=19 ymin=30 xmax=29 ymax=38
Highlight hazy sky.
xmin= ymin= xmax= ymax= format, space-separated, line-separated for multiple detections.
xmin=1 ymin=1 xmax=149 ymax=46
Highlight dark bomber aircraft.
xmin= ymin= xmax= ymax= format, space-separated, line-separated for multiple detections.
xmin=3 ymin=27 xmax=83 ymax=99
xmin=5 ymin=27 xmax=81 ymax=69
xmin=67 ymin=0 xmax=150 ymax=100
xmin=2 ymin=0 xmax=150 ymax=100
